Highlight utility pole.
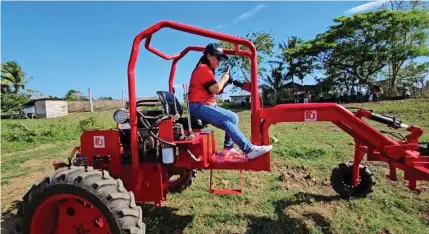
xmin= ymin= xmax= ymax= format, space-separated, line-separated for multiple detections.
xmin=121 ymin=90 xmax=124 ymax=108
xmin=88 ymin=88 xmax=93 ymax=112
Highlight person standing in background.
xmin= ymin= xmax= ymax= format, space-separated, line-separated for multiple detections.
xmin=303 ymin=91 xmax=309 ymax=103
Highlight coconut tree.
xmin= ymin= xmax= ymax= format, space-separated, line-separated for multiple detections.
xmin=1 ymin=60 xmax=30 ymax=94
xmin=272 ymin=36 xmax=314 ymax=94
xmin=259 ymin=61 xmax=290 ymax=105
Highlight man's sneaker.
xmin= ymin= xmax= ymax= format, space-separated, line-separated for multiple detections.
xmin=247 ymin=145 xmax=273 ymax=160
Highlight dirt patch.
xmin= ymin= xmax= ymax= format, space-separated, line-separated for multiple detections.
xmin=1 ymin=170 xmax=47 ymax=212
xmin=2 ymin=143 xmax=53 ymax=158
xmin=419 ymin=212 xmax=429 ymax=226
xmin=19 ymin=158 xmax=49 ymax=168
xmin=277 ymin=165 xmax=334 ymax=194
xmin=0 ymin=159 xmax=55 ymax=233
xmin=0 ymin=170 xmax=47 ymax=234
xmin=283 ymin=201 xmax=338 ymax=234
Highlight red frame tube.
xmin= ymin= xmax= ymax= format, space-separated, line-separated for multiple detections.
xmin=127 ymin=20 xmax=259 ymax=191
xmin=167 ymin=46 xmax=252 ymax=93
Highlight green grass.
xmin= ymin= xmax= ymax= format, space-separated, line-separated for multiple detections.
xmin=1 ymin=99 xmax=429 ymax=234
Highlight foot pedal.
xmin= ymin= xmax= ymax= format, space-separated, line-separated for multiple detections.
xmin=209 ymin=169 xmax=243 ymax=195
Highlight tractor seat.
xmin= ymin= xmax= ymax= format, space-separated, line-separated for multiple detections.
xmin=177 ymin=117 xmax=208 ymax=129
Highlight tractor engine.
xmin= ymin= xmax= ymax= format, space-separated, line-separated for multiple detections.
xmin=68 ymin=90 xmax=209 ymax=204
xmin=72 ymin=91 xmax=198 ymax=175
xmin=116 ymin=107 xmax=187 ymax=165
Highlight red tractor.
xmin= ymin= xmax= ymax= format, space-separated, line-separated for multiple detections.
xmin=15 ymin=20 xmax=429 ymax=234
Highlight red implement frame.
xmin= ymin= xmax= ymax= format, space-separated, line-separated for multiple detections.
xmin=127 ymin=20 xmax=429 ymax=194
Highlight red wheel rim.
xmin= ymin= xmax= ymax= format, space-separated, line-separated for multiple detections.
xmin=30 ymin=194 xmax=112 ymax=234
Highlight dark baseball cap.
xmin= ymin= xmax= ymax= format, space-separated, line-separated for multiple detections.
xmin=205 ymin=43 xmax=228 ymax=60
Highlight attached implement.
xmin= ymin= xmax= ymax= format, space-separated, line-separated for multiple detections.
xmin=15 ymin=20 xmax=429 ymax=234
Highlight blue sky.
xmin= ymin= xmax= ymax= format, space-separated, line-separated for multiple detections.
xmin=2 ymin=1 xmax=373 ymax=101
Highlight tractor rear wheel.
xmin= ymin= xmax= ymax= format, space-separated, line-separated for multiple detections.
xmin=168 ymin=168 xmax=197 ymax=193
xmin=330 ymin=161 xmax=376 ymax=199
xmin=15 ymin=166 xmax=145 ymax=234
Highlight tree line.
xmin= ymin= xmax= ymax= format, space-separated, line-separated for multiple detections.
xmin=0 ymin=61 xmax=113 ymax=116
xmin=217 ymin=1 xmax=429 ymax=104
xmin=2 ymin=1 xmax=429 ymax=115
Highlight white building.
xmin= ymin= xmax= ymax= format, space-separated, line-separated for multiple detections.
xmin=22 ymin=98 xmax=68 ymax=119
xmin=229 ymin=92 xmax=251 ymax=104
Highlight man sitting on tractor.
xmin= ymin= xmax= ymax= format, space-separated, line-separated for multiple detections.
xmin=187 ymin=43 xmax=273 ymax=160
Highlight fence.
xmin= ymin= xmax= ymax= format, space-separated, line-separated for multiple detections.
xmin=68 ymin=100 xmax=124 ymax=113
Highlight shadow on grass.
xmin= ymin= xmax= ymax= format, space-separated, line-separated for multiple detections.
xmin=244 ymin=192 xmax=341 ymax=234
xmin=0 ymin=201 xmax=194 ymax=234
xmin=0 ymin=201 xmax=20 ymax=234
xmin=1 ymin=193 xmax=342 ymax=234
xmin=139 ymin=203 xmax=194 ymax=234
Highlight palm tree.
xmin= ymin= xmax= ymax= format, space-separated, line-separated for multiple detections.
xmin=259 ymin=62 xmax=290 ymax=105
xmin=279 ymin=37 xmax=301 ymax=92
xmin=1 ymin=60 xmax=30 ymax=94
xmin=271 ymin=36 xmax=313 ymax=95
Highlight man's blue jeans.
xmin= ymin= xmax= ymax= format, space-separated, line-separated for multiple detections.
xmin=189 ymin=102 xmax=254 ymax=153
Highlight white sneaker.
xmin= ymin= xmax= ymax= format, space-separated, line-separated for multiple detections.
xmin=247 ymin=145 xmax=273 ymax=160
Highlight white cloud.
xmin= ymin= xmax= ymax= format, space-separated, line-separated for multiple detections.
xmin=344 ymin=0 xmax=389 ymax=15
xmin=216 ymin=4 xmax=266 ymax=29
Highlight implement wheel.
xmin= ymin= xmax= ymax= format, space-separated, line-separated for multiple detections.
xmin=168 ymin=168 xmax=197 ymax=193
xmin=330 ymin=161 xmax=376 ymax=199
xmin=15 ymin=166 xmax=145 ymax=234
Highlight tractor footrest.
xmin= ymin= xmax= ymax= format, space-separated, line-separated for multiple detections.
xmin=210 ymin=189 xmax=242 ymax=195
xmin=209 ymin=169 xmax=243 ymax=195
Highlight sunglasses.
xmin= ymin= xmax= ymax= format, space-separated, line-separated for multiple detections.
xmin=214 ymin=54 xmax=223 ymax=61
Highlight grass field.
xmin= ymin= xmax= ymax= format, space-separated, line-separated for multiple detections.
xmin=1 ymin=99 xmax=429 ymax=234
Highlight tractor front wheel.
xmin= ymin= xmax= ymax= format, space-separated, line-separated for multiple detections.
xmin=168 ymin=168 xmax=197 ymax=193
xmin=330 ymin=161 xmax=376 ymax=199
xmin=15 ymin=166 xmax=145 ymax=234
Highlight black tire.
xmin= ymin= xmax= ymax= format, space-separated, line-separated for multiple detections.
xmin=168 ymin=169 xmax=197 ymax=193
xmin=15 ymin=166 xmax=145 ymax=234
xmin=330 ymin=161 xmax=376 ymax=199
xmin=418 ymin=142 xmax=429 ymax=156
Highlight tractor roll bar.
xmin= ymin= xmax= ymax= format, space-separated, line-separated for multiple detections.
xmin=127 ymin=20 xmax=260 ymax=191
xmin=167 ymin=46 xmax=252 ymax=93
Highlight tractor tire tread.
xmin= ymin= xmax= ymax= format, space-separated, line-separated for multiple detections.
xmin=330 ymin=161 xmax=376 ymax=199
xmin=168 ymin=169 xmax=198 ymax=193
xmin=15 ymin=166 xmax=145 ymax=234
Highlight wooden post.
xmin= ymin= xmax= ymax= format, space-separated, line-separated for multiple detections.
xmin=88 ymin=88 xmax=93 ymax=112
xmin=122 ymin=90 xmax=124 ymax=108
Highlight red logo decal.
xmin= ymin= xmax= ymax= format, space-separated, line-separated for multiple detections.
xmin=94 ymin=136 xmax=105 ymax=148
xmin=304 ymin=110 xmax=317 ymax=122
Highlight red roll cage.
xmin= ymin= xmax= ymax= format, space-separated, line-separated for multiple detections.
xmin=127 ymin=20 xmax=262 ymax=186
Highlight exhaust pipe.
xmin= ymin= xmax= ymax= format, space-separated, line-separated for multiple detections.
xmin=183 ymin=84 xmax=194 ymax=139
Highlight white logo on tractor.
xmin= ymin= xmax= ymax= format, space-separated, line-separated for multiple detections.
xmin=94 ymin=136 xmax=105 ymax=148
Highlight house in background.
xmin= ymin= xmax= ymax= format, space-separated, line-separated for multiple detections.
xmin=22 ymin=98 xmax=68 ymax=119
xmin=283 ymin=81 xmax=318 ymax=94
xmin=229 ymin=92 xmax=251 ymax=104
